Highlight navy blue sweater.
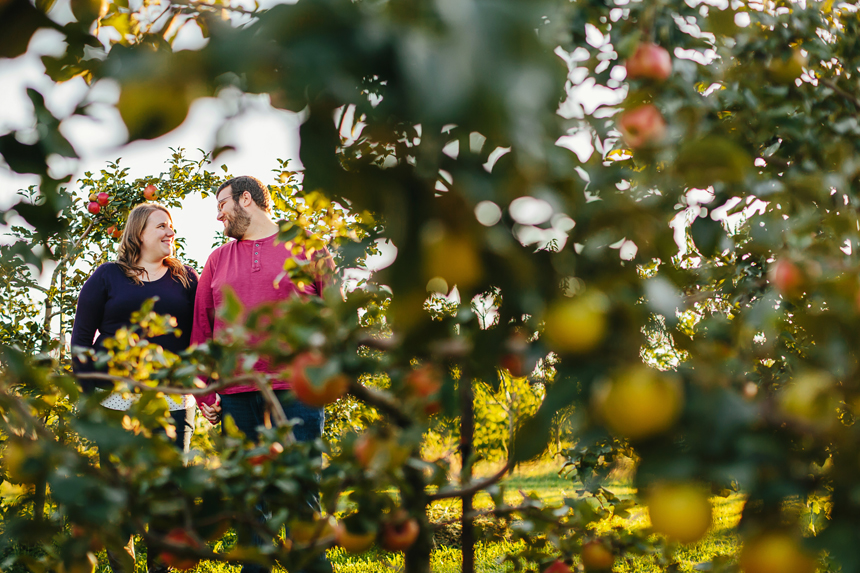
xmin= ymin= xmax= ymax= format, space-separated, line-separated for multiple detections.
xmin=70 ymin=262 xmax=199 ymax=390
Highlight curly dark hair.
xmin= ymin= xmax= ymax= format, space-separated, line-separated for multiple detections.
xmin=217 ymin=176 xmax=272 ymax=214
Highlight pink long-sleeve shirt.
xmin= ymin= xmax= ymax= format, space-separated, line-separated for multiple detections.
xmin=191 ymin=232 xmax=326 ymax=407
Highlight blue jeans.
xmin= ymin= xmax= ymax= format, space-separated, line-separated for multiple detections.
xmin=220 ymin=391 xmax=330 ymax=573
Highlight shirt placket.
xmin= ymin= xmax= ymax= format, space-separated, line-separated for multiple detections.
xmin=252 ymin=241 xmax=261 ymax=273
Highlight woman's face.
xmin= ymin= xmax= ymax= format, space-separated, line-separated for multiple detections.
xmin=139 ymin=209 xmax=175 ymax=262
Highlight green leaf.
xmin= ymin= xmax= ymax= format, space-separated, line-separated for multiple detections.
xmin=218 ymin=286 xmax=244 ymax=323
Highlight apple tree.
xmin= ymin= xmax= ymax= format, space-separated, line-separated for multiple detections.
xmin=4 ymin=0 xmax=860 ymax=573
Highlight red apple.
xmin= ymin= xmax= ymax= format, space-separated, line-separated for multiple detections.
xmin=545 ymin=560 xmax=572 ymax=573
xmin=87 ymin=202 xmax=101 ymax=215
xmin=97 ymin=192 xmax=110 ymax=206
xmin=406 ymin=365 xmax=442 ymax=398
xmin=381 ymin=512 xmax=420 ymax=552
xmin=71 ymin=524 xmax=105 ymax=553
xmin=290 ymin=352 xmax=349 ymax=407
xmin=144 ymin=184 xmax=158 ymax=200
xmin=500 ymin=353 xmax=525 ymax=377
xmin=423 ymin=400 xmax=441 ymax=416
xmin=106 ymin=225 xmax=122 ymax=240
xmin=769 ymin=259 xmax=805 ymax=298
xmin=335 ymin=522 xmax=377 ymax=553
xmin=618 ymin=104 xmax=667 ymax=149
xmin=581 ymin=541 xmax=614 ymax=571
xmin=354 ymin=433 xmax=380 ymax=468
xmin=248 ymin=442 xmax=285 ymax=465
xmin=158 ymin=528 xmax=201 ymax=570
xmin=626 ymin=43 xmax=672 ymax=81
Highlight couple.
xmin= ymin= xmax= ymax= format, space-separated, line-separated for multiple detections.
xmin=71 ymin=176 xmax=329 ymax=573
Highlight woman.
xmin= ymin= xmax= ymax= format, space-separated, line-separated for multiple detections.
xmin=70 ymin=202 xmax=198 ymax=573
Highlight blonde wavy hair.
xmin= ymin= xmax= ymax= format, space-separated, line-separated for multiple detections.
xmin=116 ymin=203 xmax=192 ymax=288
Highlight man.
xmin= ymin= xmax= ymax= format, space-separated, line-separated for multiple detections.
xmin=191 ymin=175 xmax=331 ymax=573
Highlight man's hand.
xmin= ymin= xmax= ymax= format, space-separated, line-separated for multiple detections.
xmin=200 ymin=393 xmax=222 ymax=424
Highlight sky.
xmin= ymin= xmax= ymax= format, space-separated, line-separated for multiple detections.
xmin=0 ymin=38 xmax=307 ymax=270
xmin=0 ymin=1 xmax=309 ymax=270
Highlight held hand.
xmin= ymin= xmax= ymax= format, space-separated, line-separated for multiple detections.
xmin=200 ymin=394 xmax=222 ymax=424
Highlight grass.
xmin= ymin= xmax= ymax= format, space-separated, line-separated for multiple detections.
xmin=86 ymin=462 xmax=751 ymax=573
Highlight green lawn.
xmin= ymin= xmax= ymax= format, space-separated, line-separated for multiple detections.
xmin=91 ymin=464 xmax=752 ymax=573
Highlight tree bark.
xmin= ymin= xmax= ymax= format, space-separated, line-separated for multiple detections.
xmin=403 ymin=463 xmax=432 ymax=573
xmin=460 ymin=376 xmax=475 ymax=573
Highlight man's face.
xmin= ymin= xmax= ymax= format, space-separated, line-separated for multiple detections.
xmin=216 ymin=186 xmax=252 ymax=240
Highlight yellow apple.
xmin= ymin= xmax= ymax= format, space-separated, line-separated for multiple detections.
xmin=646 ymin=482 xmax=712 ymax=544
xmin=740 ymin=532 xmax=816 ymax=573
xmin=595 ymin=365 xmax=683 ymax=440
xmin=581 ymin=540 xmax=614 ymax=571
xmin=543 ymin=291 xmax=609 ymax=354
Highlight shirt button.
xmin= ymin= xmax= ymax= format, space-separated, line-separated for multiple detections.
xmin=255 ymin=252 xmax=259 ymax=255
xmin=255 ymin=260 xmax=258 ymax=263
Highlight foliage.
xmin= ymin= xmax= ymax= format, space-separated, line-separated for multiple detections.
xmin=5 ymin=0 xmax=860 ymax=572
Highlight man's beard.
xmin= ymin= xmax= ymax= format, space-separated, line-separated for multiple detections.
xmin=224 ymin=204 xmax=252 ymax=239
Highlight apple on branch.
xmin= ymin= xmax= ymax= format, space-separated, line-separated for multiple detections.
xmin=768 ymin=258 xmax=806 ymax=298
xmin=158 ymin=528 xmax=202 ymax=570
xmin=289 ymin=352 xmax=348 ymax=407
xmin=625 ymin=43 xmax=673 ymax=81
xmin=646 ymin=482 xmax=713 ymax=544
xmin=335 ymin=518 xmax=377 ymax=554
xmin=381 ymin=511 xmax=420 ymax=552
xmin=581 ymin=540 xmax=614 ymax=572
xmin=618 ymin=104 xmax=667 ymax=149
xmin=544 ymin=559 xmax=572 ymax=573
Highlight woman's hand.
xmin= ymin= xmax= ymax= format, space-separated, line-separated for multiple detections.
xmin=200 ymin=394 xmax=222 ymax=424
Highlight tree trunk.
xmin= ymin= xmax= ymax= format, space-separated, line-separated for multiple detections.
xmin=403 ymin=463 xmax=432 ymax=573
xmin=460 ymin=377 xmax=475 ymax=573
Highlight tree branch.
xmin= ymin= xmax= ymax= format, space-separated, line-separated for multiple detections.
xmin=821 ymin=77 xmax=860 ymax=109
xmin=427 ymin=461 xmax=513 ymax=501
xmin=347 ymin=378 xmax=413 ymax=428
xmin=51 ymin=220 xmax=97 ymax=289
xmin=182 ymin=0 xmax=260 ymax=15
xmin=13 ymin=281 xmax=49 ymax=294
xmin=76 ymin=371 xmax=260 ymax=396
xmin=250 ymin=373 xmax=289 ymax=429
